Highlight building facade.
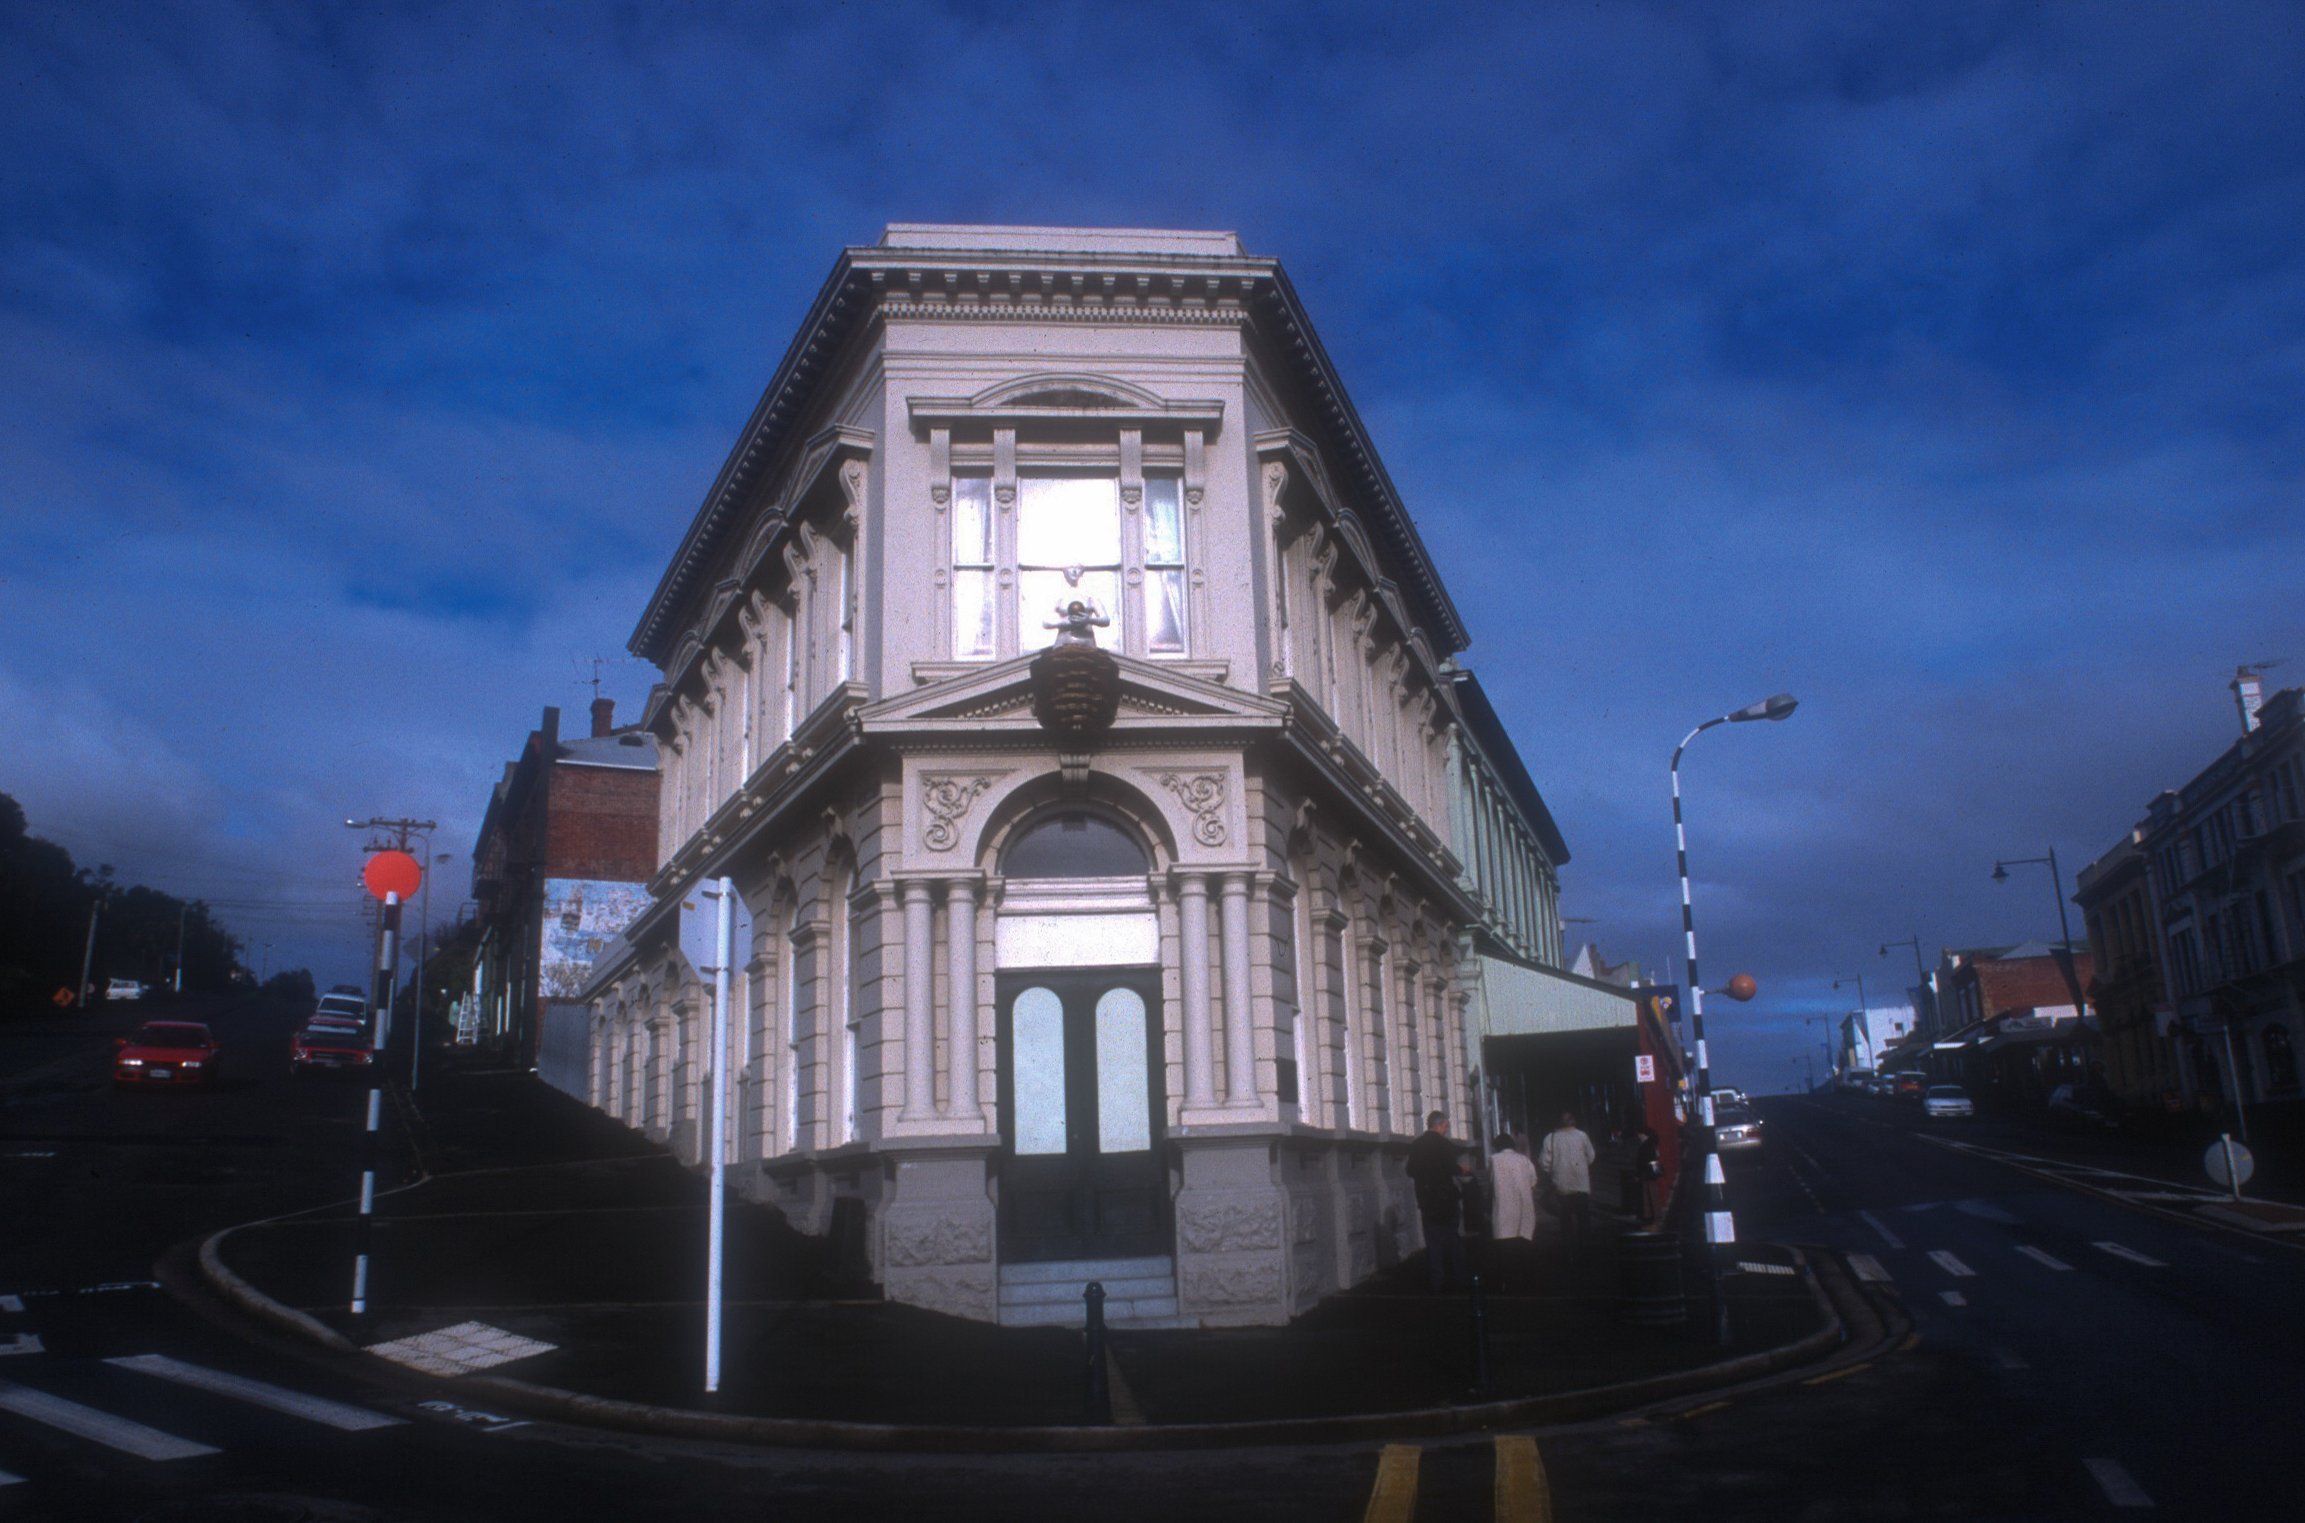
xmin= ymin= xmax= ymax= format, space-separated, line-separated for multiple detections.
xmin=470 ymin=698 xmax=661 ymax=1071
xmin=2135 ymin=679 xmax=2305 ymax=1112
xmin=1925 ymin=942 xmax=2097 ymax=1100
xmin=582 ymin=226 xmax=1565 ymax=1328
xmin=2074 ymin=827 xmax=2184 ymax=1111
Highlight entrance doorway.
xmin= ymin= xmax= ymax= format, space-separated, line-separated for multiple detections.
xmin=996 ymin=969 xmax=1168 ymax=1262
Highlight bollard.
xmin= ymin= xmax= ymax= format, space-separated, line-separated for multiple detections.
xmin=1083 ymin=1281 xmax=1112 ymax=1425
xmin=1467 ymin=1271 xmax=1491 ymax=1394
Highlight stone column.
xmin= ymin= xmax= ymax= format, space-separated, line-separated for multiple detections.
xmin=1179 ymin=873 xmax=1218 ymax=1109
xmin=1221 ymin=873 xmax=1257 ymax=1107
xmin=946 ymin=879 xmax=981 ymax=1121
xmin=901 ymin=880 xmax=936 ymax=1120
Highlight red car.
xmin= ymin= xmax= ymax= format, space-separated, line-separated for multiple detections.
xmin=113 ymin=1021 xmax=222 ymax=1087
xmin=291 ymin=1021 xmax=374 ymax=1075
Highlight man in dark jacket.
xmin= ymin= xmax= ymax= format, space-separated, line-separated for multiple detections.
xmin=1404 ymin=1110 xmax=1470 ymax=1291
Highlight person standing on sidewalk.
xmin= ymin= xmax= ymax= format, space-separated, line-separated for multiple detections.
xmin=1405 ymin=1110 xmax=1471 ymax=1291
xmin=1626 ymin=1123 xmax=1662 ymax=1224
xmin=1539 ymin=1111 xmax=1597 ymax=1241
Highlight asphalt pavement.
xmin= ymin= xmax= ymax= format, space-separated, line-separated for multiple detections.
xmin=11 ymin=999 xmax=2299 ymax=1520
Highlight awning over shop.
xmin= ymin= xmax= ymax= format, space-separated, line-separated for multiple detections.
xmin=1475 ymin=953 xmax=1638 ymax=1036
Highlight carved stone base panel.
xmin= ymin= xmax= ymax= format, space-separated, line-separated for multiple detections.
xmin=875 ymin=1149 xmax=999 ymax=1321
xmin=1171 ymin=1137 xmax=1292 ymax=1325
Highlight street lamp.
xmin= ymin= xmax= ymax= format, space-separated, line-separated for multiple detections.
xmin=1671 ymin=690 xmax=1797 ymax=1344
xmin=1990 ymin=846 xmax=2090 ymax=1013
xmin=1880 ymin=933 xmax=1932 ymax=1038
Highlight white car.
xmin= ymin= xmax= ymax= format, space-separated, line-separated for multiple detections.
xmin=314 ymin=992 xmax=368 ymax=1023
xmin=105 ymin=978 xmax=147 ymax=1001
xmin=1923 ymin=1084 xmax=1974 ymax=1119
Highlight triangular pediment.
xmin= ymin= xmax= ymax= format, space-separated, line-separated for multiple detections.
xmin=862 ymin=653 xmax=1287 ymax=737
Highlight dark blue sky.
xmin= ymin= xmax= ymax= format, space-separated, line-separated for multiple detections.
xmin=4 ymin=2 xmax=2300 ymax=1090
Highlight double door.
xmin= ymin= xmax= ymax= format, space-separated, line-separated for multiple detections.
xmin=996 ymin=969 xmax=1168 ymax=1262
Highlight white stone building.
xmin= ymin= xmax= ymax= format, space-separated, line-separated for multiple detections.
xmin=583 ymin=225 xmax=1559 ymax=1327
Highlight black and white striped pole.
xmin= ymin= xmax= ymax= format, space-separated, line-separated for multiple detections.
xmin=1671 ymin=692 xmax=1796 ymax=1345
xmin=354 ymin=888 xmax=402 ymax=1316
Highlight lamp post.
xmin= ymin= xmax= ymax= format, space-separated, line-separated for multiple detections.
xmin=1880 ymin=934 xmax=1932 ymax=1039
xmin=1671 ymin=690 xmax=1797 ymax=1344
xmin=76 ymin=863 xmax=115 ymax=1007
xmin=414 ymin=850 xmax=451 ymax=1095
xmin=1991 ymin=847 xmax=2091 ymax=1025
xmin=1833 ymin=973 xmax=1867 ymax=1079
xmin=1805 ymin=1013 xmax=1838 ymax=1088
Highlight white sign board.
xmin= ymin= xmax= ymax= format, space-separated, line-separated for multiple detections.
xmin=1635 ymin=1054 xmax=1657 ymax=1084
xmin=678 ymin=877 xmax=753 ymax=976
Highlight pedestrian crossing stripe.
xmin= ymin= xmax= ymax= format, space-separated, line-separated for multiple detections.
xmin=105 ymin=1354 xmax=403 ymax=1431
xmin=0 ymin=1379 xmax=219 ymax=1461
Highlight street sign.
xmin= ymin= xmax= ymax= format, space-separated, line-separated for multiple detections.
xmin=2205 ymin=1136 xmax=2255 ymax=1189
xmin=679 ymin=877 xmax=753 ymax=975
xmin=1635 ymin=1054 xmax=1657 ymax=1084
xmin=362 ymin=850 xmax=422 ymax=901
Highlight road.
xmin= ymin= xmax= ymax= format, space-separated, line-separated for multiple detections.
xmin=2 ymin=1003 xmax=2294 ymax=1519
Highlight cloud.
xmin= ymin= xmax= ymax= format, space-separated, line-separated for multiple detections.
xmin=3 ymin=1 xmax=2302 ymax=1080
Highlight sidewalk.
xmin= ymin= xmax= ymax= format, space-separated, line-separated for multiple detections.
xmin=201 ymin=1052 xmax=1842 ymax=1442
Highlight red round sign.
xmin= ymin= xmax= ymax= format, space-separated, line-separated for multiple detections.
xmin=362 ymin=849 xmax=422 ymax=901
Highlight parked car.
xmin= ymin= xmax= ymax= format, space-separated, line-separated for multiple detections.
xmin=1892 ymin=1071 xmax=1929 ymax=1100
xmin=1715 ymin=1103 xmax=1765 ymax=1153
xmin=1714 ymin=1087 xmax=1748 ymax=1109
xmin=1923 ymin=1084 xmax=1975 ymax=1119
xmin=112 ymin=1021 xmax=220 ymax=1087
xmin=313 ymin=992 xmax=368 ymax=1024
xmin=291 ymin=1022 xmax=374 ymax=1075
xmin=1840 ymin=1068 xmax=1876 ymax=1093
xmin=105 ymin=978 xmax=147 ymax=1001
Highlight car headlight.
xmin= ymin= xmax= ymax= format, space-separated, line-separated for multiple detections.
xmin=182 ymin=1059 xmax=204 ymax=1068
xmin=119 ymin=1057 xmax=144 ymax=1066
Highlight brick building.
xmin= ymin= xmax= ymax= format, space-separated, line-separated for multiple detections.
xmin=470 ymin=698 xmax=660 ymax=1071
xmin=1929 ymin=942 xmax=2097 ymax=1102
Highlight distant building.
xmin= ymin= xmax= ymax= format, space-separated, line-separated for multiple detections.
xmin=1927 ymin=942 xmax=2096 ymax=1100
xmin=2074 ymin=826 xmax=2183 ymax=1111
xmin=470 ymin=699 xmax=660 ymax=1078
xmin=2134 ymin=675 xmax=2305 ymax=1112
xmin=1837 ymin=1004 xmax=1916 ymax=1072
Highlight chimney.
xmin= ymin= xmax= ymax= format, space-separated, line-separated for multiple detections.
xmin=2233 ymin=666 xmax=2265 ymax=735
xmin=591 ymin=696 xmax=616 ymax=738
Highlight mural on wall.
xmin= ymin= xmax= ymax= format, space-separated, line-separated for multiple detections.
xmin=539 ymin=878 xmax=654 ymax=998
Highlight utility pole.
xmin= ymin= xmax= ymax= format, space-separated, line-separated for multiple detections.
xmin=346 ymin=817 xmax=438 ymax=1053
xmin=76 ymin=864 xmax=115 ymax=1006
xmin=173 ymin=902 xmax=189 ymax=994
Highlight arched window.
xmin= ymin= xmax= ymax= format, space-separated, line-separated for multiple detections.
xmin=1002 ymin=811 xmax=1148 ymax=880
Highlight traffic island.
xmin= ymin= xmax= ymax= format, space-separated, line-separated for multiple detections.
xmin=188 ymin=1059 xmax=1859 ymax=1448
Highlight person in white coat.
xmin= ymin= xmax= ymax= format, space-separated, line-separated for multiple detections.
xmin=1489 ymin=1133 xmax=1539 ymax=1242
xmin=1538 ymin=1111 xmax=1597 ymax=1240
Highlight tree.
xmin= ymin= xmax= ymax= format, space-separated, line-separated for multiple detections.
xmin=261 ymin=967 xmax=317 ymax=1003
xmin=0 ymin=793 xmax=97 ymax=1009
xmin=0 ymin=791 xmax=245 ymax=1008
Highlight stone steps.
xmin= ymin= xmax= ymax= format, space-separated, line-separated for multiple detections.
xmin=995 ymin=1254 xmax=1198 ymax=1329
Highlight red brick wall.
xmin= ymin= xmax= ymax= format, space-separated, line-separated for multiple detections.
xmin=1974 ymin=952 xmax=2096 ymax=1017
xmin=546 ymin=763 xmax=660 ymax=882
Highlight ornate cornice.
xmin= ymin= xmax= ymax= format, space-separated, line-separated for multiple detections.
xmin=633 ymin=232 xmax=1470 ymax=666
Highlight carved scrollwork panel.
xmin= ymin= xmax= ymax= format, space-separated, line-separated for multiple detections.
xmin=1156 ymin=771 xmax=1229 ymax=847
xmin=920 ymin=772 xmax=1003 ymax=852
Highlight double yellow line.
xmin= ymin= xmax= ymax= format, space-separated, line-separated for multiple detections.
xmin=1362 ymin=1435 xmax=1552 ymax=1523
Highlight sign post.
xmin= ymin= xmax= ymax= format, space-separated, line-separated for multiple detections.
xmin=680 ymin=876 xmax=751 ymax=1395
xmin=355 ymin=851 xmax=421 ymax=1317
